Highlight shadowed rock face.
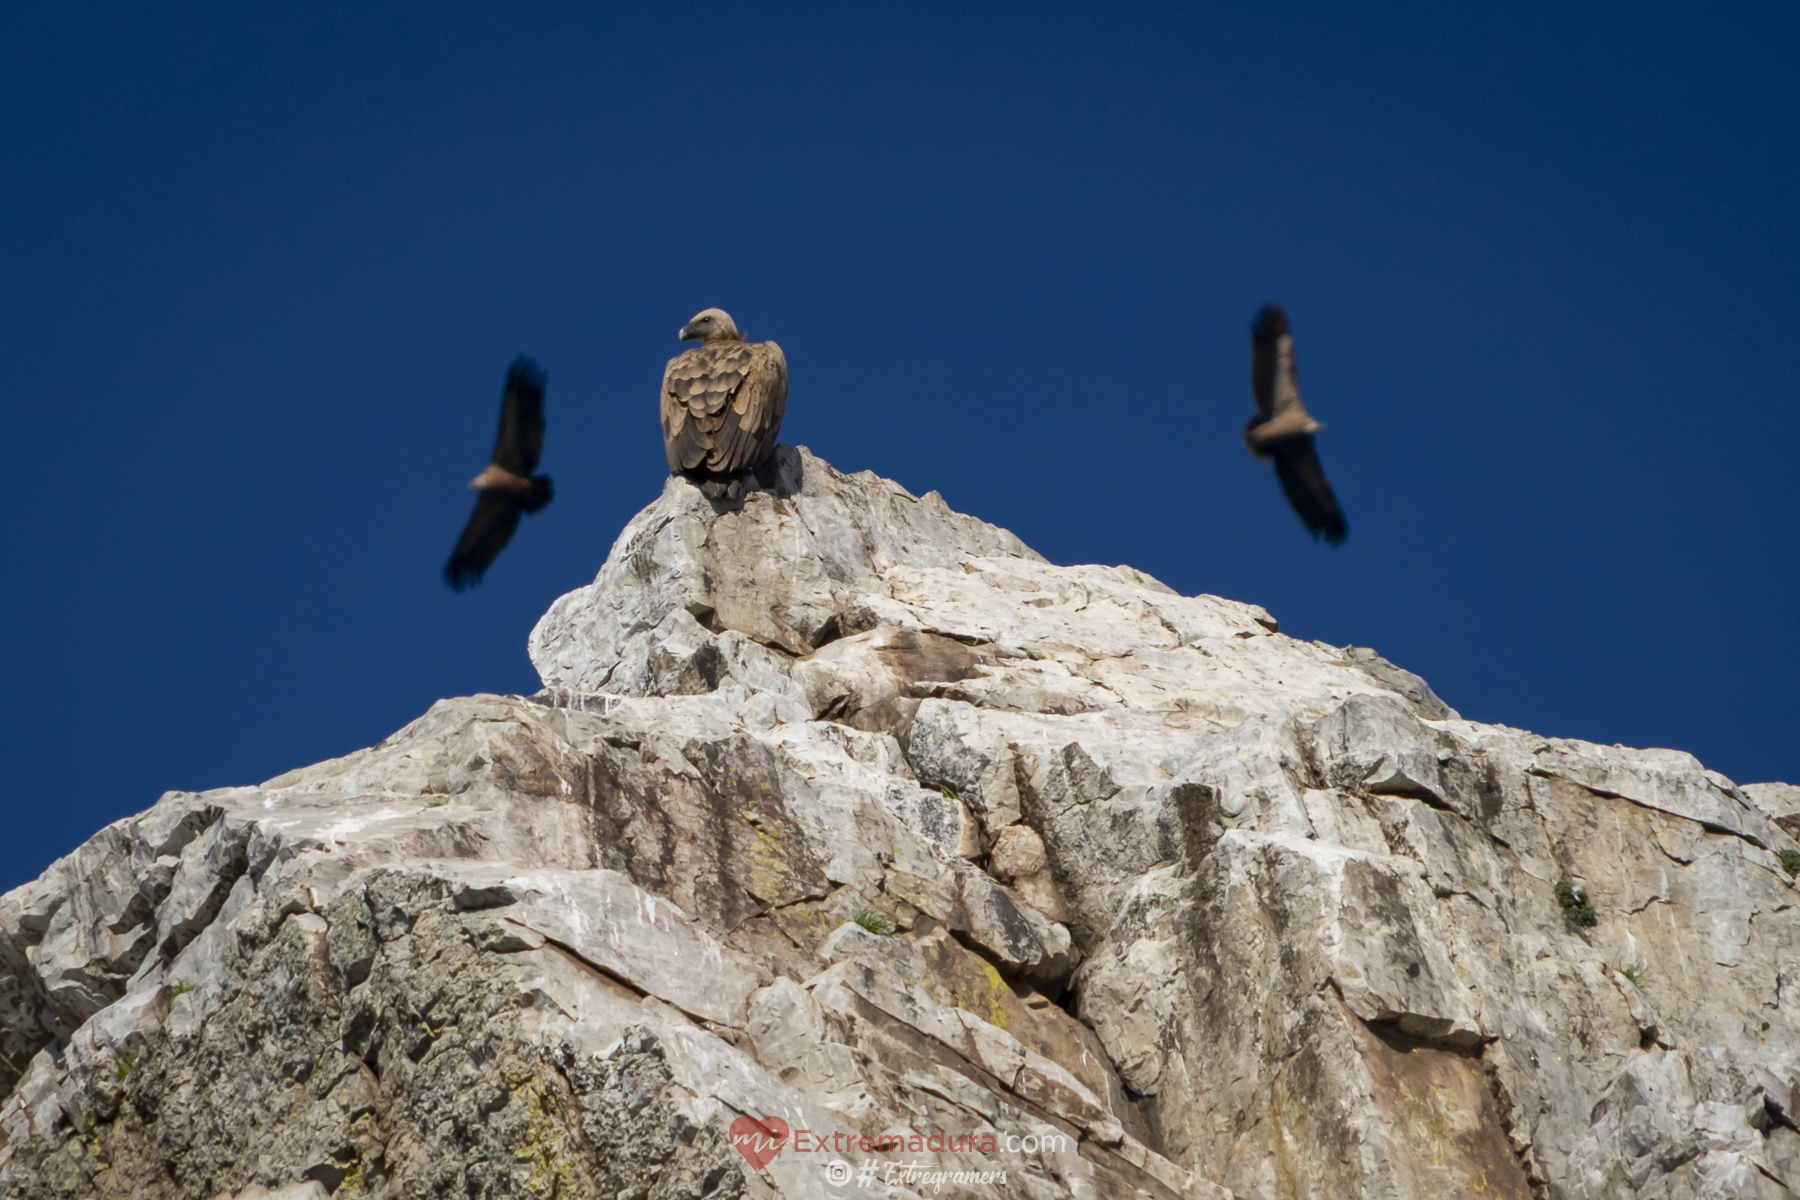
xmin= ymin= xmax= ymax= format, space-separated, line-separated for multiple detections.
xmin=2 ymin=446 xmax=1797 ymax=1200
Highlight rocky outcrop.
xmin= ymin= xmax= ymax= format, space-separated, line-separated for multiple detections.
xmin=2 ymin=446 xmax=1797 ymax=1200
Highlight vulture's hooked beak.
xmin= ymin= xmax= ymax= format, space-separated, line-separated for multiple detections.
xmin=678 ymin=323 xmax=697 ymax=341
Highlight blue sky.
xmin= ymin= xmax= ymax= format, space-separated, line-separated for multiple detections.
xmin=2 ymin=2 xmax=1795 ymax=890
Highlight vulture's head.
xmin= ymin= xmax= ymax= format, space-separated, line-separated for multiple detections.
xmin=679 ymin=308 xmax=743 ymax=344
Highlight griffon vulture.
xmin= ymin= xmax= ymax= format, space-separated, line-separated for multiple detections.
xmin=661 ymin=308 xmax=787 ymax=478
xmin=444 ymin=357 xmax=553 ymax=590
xmin=1245 ymin=304 xmax=1348 ymax=545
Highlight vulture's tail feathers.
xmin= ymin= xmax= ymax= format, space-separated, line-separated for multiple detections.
xmin=520 ymin=475 xmax=554 ymax=514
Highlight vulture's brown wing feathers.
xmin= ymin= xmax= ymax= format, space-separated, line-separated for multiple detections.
xmin=491 ymin=358 xmax=547 ymax=476
xmin=1271 ymin=435 xmax=1348 ymax=545
xmin=445 ymin=491 xmax=525 ymax=591
xmin=661 ymin=341 xmax=788 ymax=474
xmin=715 ymin=340 xmax=786 ymax=472
xmin=1249 ymin=303 xmax=1302 ymax=422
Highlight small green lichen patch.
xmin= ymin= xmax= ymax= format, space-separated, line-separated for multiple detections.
xmin=1778 ymin=849 xmax=1800 ymax=878
xmin=1555 ymin=880 xmax=1596 ymax=927
xmin=977 ymin=959 xmax=1011 ymax=1030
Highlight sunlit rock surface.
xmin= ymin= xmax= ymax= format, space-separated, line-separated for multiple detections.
xmin=3 ymin=446 xmax=1796 ymax=1200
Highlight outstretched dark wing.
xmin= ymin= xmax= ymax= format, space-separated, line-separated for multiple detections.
xmin=444 ymin=491 xmax=524 ymax=590
xmin=1250 ymin=303 xmax=1301 ymax=422
xmin=491 ymin=357 xmax=547 ymax=476
xmin=1271 ymin=436 xmax=1348 ymax=545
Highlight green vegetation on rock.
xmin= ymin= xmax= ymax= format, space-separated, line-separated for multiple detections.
xmin=1555 ymin=880 xmax=1597 ymax=927
xmin=852 ymin=906 xmax=898 ymax=936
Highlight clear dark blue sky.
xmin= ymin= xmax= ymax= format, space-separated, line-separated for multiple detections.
xmin=2 ymin=2 xmax=1795 ymax=890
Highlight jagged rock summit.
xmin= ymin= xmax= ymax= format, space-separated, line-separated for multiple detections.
xmin=4 ymin=446 xmax=1798 ymax=1200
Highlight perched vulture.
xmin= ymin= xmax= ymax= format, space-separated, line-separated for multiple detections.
xmin=1245 ymin=304 xmax=1348 ymax=545
xmin=444 ymin=357 xmax=553 ymax=590
xmin=661 ymin=308 xmax=787 ymax=477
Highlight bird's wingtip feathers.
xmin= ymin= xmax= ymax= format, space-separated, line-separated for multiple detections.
xmin=1251 ymin=303 xmax=1289 ymax=338
xmin=507 ymin=356 xmax=547 ymax=390
xmin=443 ymin=561 xmax=483 ymax=591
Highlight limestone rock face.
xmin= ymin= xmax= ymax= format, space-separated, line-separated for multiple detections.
xmin=3 ymin=446 xmax=1797 ymax=1200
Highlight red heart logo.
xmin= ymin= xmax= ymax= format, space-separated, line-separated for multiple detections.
xmin=728 ymin=1114 xmax=791 ymax=1170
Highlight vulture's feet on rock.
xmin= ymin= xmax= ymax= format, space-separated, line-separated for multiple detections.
xmin=687 ymin=448 xmax=803 ymax=511
xmin=696 ymin=477 xmax=740 ymax=503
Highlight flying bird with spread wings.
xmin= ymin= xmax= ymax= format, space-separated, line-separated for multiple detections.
xmin=444 ymin=357 xmax=553 ymax=590
xmin=1244 ymin=304 xmax=1348 ymax=545
xmin=661 ymin=308 xmax=787 ymax=482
